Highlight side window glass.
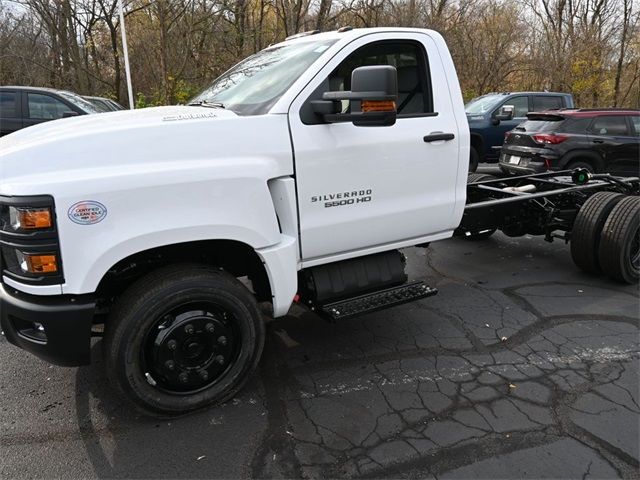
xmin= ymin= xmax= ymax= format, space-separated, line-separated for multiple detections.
xmin=630 ymin=116 xmax=640 ymax=138
xmin=533 ymin=96 xmax=562 ymax=111
xmin=0 ymin=92 xmax=18 ymax=118
xmin=327 ymin=41 xmax=433 ymax=116
xmin=27 ymin=93 xmax=70 ymax=120
xmin=501 ymin=96 xmax=528 ymax=118
xmin=561 ymin=117 xmax=591 ymax=134
xmin=590 ymin=116 xmax=629 ymax=136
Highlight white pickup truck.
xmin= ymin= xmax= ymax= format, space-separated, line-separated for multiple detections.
xmin=1 ymin=27 xmax=638 ymax=416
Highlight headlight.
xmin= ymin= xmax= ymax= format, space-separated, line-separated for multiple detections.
xmin=9 ymin=206 xmax=53 ymax=231
xmin=0 ymin=195 xmax=63 ymax=285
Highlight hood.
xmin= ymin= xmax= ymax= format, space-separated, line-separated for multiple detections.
xmin=465 ymin=112 xmax=486 ymax=122
xmin=0 ymin=105 xmax=237 ymax=154
xmin=0 ymin=105 xmax=293 ymax=196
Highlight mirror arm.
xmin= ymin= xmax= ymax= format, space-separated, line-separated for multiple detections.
xmin=322 ymin=90 xmax=395 ymax=101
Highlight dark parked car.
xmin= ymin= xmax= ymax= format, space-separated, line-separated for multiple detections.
xmin=0 ymin=86 xmax=102 ymax=136
xmin=499 ymin=109 xmax=640 ymax=176
xmin=465 ymin=91 xmax=574 ymax=171
xmin=83 ymin=95 xmax=125 ymax=112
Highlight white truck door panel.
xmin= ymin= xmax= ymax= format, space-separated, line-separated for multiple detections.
xmin=289 ymin=32 xmax=460 ymax=261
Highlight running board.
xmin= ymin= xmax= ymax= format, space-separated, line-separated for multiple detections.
xmin=320 ymin=281 xmax=437 ymax=321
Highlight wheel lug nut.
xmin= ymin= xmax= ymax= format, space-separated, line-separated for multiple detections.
xmin=199 ymin=369 xmax=209 ymax=380
xmin=184 ymin=324 xmax=194 ymax=334
xmin=217 ymin=336 xmax=227 ymax=346
xmin=165 ymin=360 xmax=175 ymax=370
xmin=215 ymin=355 xmax=225 ymax=365
xmin=205 ymin=323 xmax=215 ymax=333
xmin=167 ymin=339 xmax=177 ymax=350
xmin=179 ymin=372 xmax=189 ymax=383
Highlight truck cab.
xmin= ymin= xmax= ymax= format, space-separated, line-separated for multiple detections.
xmin=0 ymin=28 xmax=469 ymax=415
xmin=465 ymin=92 xmax=574 ymax=170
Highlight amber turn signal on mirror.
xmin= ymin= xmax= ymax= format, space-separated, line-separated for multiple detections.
xmin=361 ymin=100 xmax=396 ymax=113
xmin=9 ymin=207 xmax=53 ymax=230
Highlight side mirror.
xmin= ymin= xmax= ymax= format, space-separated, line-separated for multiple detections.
xmin=494 ymin=105 xmax=515 ymax=122
xmin=62 ymin=111 xmax=79 ymax=118
xmin=312 ymin=65 xmax=398 ymax=127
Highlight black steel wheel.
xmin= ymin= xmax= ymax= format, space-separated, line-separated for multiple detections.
xmin=570 ymin=191 xmax=624 ymax=273
xmin=103 ymin=264 xmax=264 ymax=416
xmin=142 ymin=303 xmax=240 ymax=394
xmin=598 ymin=196 xmax=640 ymax=284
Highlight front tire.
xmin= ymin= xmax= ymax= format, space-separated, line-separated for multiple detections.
xmin=103 ymin=264 xmax=265 ymax=416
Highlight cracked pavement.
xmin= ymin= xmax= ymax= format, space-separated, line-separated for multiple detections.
xmin=1 ymin=233 xmax=638 ymax=479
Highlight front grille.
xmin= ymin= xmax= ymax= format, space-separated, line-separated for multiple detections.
xmin=0 ymin=195 xmax=64 ymax=286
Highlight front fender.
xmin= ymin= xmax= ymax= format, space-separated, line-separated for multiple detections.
xmin=57 ymin=165 xmax=284 ymax=295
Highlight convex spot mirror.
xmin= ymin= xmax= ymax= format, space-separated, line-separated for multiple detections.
xmin=312 ymin=65 xmax=398 ymax=127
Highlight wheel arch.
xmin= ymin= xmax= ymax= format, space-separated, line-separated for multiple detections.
xmin=95 ymin=239 xmax=272 ymax=301
xmin=558 ymin=150 xmax=605 ymax=172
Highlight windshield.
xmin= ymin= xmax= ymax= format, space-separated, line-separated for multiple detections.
xmin=465 ymin=94 xmax=505 ymax=114
xmin=85 ymin=97 xmax=111 ymax=112
xmin=190 ymin=39 xmax=337 ymax=115
xmin=58 ymin=91 xmax=102 ymax=114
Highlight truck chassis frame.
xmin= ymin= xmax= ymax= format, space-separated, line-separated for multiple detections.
xmin=457 ymin=170 xmax=640 ymax=241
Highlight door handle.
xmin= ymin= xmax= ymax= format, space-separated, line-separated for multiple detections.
xmin=592 ymin=139 xmax=604 ymax=144
xmin=424 ymin=133 xmax=455 ymax=142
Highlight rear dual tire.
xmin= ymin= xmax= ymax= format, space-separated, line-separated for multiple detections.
xmin=571 ymin=194 xmax=639 ymax=283
xmin=598 ymin=196 xmax=640 ymax=283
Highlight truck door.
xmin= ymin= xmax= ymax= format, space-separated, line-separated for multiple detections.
xmin=288 ymin=33 xmax=462 ymax=261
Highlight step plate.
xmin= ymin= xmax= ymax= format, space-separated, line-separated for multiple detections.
xmin=320 ymin=281 xmax=438 ymax=321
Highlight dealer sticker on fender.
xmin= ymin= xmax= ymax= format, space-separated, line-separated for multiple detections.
xmin=68 ymin=200 xmax=107 ymax=225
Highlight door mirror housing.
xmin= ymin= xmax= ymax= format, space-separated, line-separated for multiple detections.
xmin=312 ymin=65 xmax=398 ymax=127
xmin=494 ymin=105 xmax=515 ymax=121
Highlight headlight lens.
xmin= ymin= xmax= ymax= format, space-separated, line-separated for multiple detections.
xmin=9 ymin=206 xmax=53 ymax=231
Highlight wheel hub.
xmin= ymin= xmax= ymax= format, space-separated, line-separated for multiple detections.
xmin=144 ymin=307 xmax=238 ymax=393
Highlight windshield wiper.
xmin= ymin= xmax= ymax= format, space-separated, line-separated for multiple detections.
xmin=188 ymin=100 xmax=225 ymax=109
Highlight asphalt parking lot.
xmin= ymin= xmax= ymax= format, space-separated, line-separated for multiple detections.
xmin=1 ymin=230 xmax=639 ymax=479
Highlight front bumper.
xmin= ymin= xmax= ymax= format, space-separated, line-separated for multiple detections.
xmin=0 ymin=283 xmax=95 ymax=366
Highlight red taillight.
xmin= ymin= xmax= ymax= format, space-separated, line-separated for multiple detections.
xmin=532 ymin=133 xmax=568 ymax=145
xmin=504 ymin=131 xmax=512 ymax=139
